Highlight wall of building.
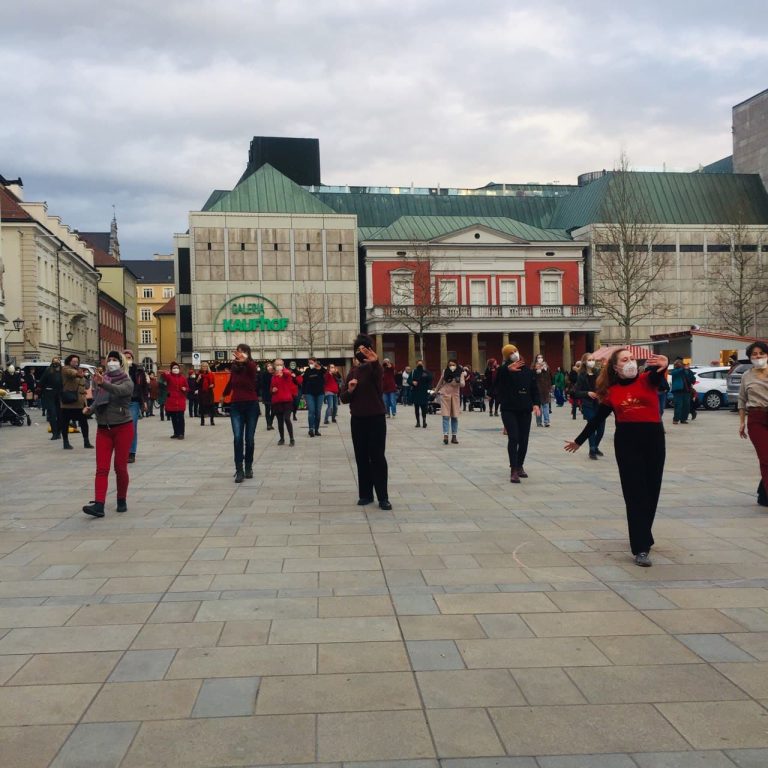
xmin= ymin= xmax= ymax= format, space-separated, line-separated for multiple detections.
xmin=733 ymin=90 xmax=768 ymax=189
xmin=156 ymin=313 xmax=177 ymax=369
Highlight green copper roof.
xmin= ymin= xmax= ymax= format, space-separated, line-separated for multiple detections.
xmin=313 ymin=191 xmax=559 ymax=230
xmin=206 ymin=164 xmax=335 ymax=215
xmin=550 ymin=171 xmax=768 ymax=230
xmin=363 ymin=215 xmax=570 ymax=242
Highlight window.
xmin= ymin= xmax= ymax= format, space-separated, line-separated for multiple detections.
xmin=390 ymin=270 xmax=414 ymax=305
xmin=438 ymin=279 xmax=457 ymax=305
xmin=142 ymin=287 xmax=154 ymax=298
xmin=540 ymin=271 xmax=563 ymax=305
xmin=141 ymin=329 xmax=152 ymax=344
xmin=469 ymin=279 xmax=487 ymax=305
xmin=140 ymin=308 xmax=152 ymax=322
xmin=499 ymin=280 xmax=518 ymax=305
xmin=163 ymin=287 xmax=174 ymax=298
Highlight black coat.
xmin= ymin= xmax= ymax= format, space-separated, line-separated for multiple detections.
xmin=409 ymin=367 xmax=433 ymax=406
xmin=494 ymin=364 xmax=541 ymax=411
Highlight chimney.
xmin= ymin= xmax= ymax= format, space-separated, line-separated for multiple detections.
xmin=0 ymin=175 xmax=24 ymax=200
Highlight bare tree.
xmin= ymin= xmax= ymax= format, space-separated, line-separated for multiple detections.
xmin=706 ymin=218 xmax=768 ymax=336
xmin=590 ymin=152 xmax=672 ymax=343
xmin=380 ymin=243 xmax=456 ymax=360
xmin=294 ymin=285 xmax=326 ymax=355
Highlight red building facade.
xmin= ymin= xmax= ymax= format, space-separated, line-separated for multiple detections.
xmin=98 ymin=290 xmax=125 ymax=362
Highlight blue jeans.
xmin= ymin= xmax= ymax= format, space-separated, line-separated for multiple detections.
xmin=128 ymin=401 xmax=141 ymax=455
xmin=582 ymin=400 xmax=605 ymax=454
xmin=383 ymin=391 xmax=398 ymax=416
xmin=536 ymin=402 xmax=551 ymax=426
xmin=442 ymin=416 xmax=458 ymax=434
xmin=324 ymin=393 xmax=338 ymax=423
xmin=305 ymin=393 xmax=324 ymax=432
xmin=229 ymin=400 xmax=259 ymax=468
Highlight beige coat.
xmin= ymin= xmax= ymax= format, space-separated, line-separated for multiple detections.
xmin=60 ymin=365 xmax=87 ymax=410
xmin=434 ymin=370 xmax=467 ymax=418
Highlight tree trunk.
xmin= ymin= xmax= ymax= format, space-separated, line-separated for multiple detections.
xmin=418 ymin=334 xmax=425 ymax=362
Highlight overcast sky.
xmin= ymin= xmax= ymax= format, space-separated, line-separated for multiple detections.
xmin=2 ymin=0 xmax=766 ymax=259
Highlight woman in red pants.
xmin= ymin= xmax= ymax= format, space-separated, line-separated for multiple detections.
xmin=739 ymin=341 xmax=768 ymax=507
xmin=82 ymin=351 xmax=134 ymax=518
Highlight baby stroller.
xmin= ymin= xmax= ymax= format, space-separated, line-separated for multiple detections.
xmin=426 ymin=389 xmax=441 ymax=415
xmin=0 ymin=392 xmax=32 ymax=427
xmin=468 ymin=379 xmax=486 ymax=412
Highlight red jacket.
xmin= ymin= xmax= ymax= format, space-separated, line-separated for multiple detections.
xmin=382 ymin=366 xmax=398 ymax=394
xmin=163 ymin=371 xmax=188 ymax=412
xmin=271 ymin=369 xmax=297 ymax=404
xmin=324 ymin=371 xmax=340 ymax=395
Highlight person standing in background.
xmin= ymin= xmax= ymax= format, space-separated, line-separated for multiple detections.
xmin=382 ymin=358 xmax=398 ymax=418
xmin=124 ymin=350 xmax=147 ymax=464
xmin=568 ymin=361 xmax=582 ymax=419
xmin=223 ymin=344 xmax=260 ymax=482
xmin=670 ymin=358 xmax=692 ymax=425
xmin=40 ymin=357 xmax=63 ymax=439
xmin=433 ymin=360 xmax=467 ymax=444
xmin=186 ymin=368 xmax=199 ymax=418
xmin=147 ymin=373 xmax=159 ymax=417
xmin=739 ymin=341 xmax=768 ymax=507
xmin=400 ymin=366 xmax=412 ymax=405
xmin=409 ymin=360 xmax=432 ymax=428
xmin=533 ymin=355 xmax=553 ymax=427
xmin=163 ymin=362 xmax=188 ymax=439
xmin=324 ymin=363 xmax=341 ymax=425
xmin=553 ymin=366 xmax=566 ymax=407
xmin=261 ymin=362 xmax=275 ymax=430
xmin=60 ymin=354 xmax=93 ymax=451
xmin=301 ymin=358 xmax=326 ymax=437
xmin=573 ymin=353 xmax=605 ymax=460
xmin=270 ymin=358 xmax=297 ymax=446
xmin=484 ymin=358 xmax=500 ymax=417
xmin=197 ymin=361 xmax=216 ymax=426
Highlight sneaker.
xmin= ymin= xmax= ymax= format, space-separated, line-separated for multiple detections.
xmin=245 ymin=466 xmax=253 ymax=479
xmin=309 ymin=430 xmax=315 ymax=437
xmin=234 ymin=469 xmax=245 ymax=484
xmin=634 ymin=552 xmax=652 ymax=567
xmin=443 ymin=435 xmax=449 ymax=445
xmin=82 ymin=501 xmax=104 ymax=518
xmin=315 ymin=431 xmax=321 ymax=437
xmin=589 ymin=451 xmax=598 ymax=460
xmin=357 ymin=497 xmax=374 ymax=506
xmin=63 ymin=444 xmax=73 ymax=450
xmin=379 ymin=500 xmax=393 ymax=511
xmin=595 ymin=449 xmax=605 ymax=457
xmin=544 ymin=423 xmax=550 ymax=428
xmin=116 ymin=499 xmax=128 ymax=513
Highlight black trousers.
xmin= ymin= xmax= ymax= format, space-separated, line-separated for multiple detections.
xmin=169 ymin=410 xmax=185 ymax=437
xmin=414 ymin=404 xmax=427 ymax=424
xmin=272 ymin=402 xmax=293 ymax=440
xmin=264 ymin=402 xmax=273 ymax=428
xmin=59 ymin=407 xmax=90 ymax=446
xmin=350 ymin=414 xmax=389 ymax=502
xmin=501 ymin=409 xmax=532 ymax=469
xmin=614 ymin=423 xmax=665 ymax=555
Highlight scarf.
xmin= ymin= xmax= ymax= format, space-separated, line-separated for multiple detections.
xmin=92 ymin=369 xmax=129 ymax=410
xmin=444 ymin=366 xmax=461 ymax=383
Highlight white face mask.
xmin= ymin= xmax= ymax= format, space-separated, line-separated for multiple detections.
xmin=448 ymin=365 xmax=457 ymax=371
xmin=586 ymin=360 xmax=596 ymax=369
xmin=617 ymin=361 xmax=638 ymax=379
xmin=275 ymin=365 xmax=284 ymax=373
xmin=171 ymin=367 xmax=180 ymax=375
xmin=752 ymin=357 xmax=768 ymax=369
xmin=106 ymin=361 xmax=121 ymax=372
xmin=536 ymin=356 xmax=543 ymax=363
xmin=509 ymin=352 xmax=520 ymax=363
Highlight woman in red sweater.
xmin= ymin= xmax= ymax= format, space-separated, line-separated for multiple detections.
xmin=197 ymin=362 xmax=216 ymax=427
xmin=565 ymin=349 xmax=668 ymax=567
xmin=270 ymin=358 xmax=297 ymax=446
xmin=162 ymin=362 xmax=188 ymax=439
xmin=222 ymin=345 xmax=260 ymax=482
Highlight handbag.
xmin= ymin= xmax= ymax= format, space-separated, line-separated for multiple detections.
xmin=61 ymin=390 xmax=78 ymax=404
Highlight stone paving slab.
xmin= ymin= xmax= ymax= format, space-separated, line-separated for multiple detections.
xmin=1 ymin=406 xmax=767 ymax=766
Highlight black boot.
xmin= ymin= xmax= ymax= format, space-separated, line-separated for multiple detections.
xmin=234 ymin=465 xmax=245 ymax=483
xmin=84 ymin=441 xmax=94 ymax=449
xmin=62 ymin=436 xmax=73 ymax=450
xmin=245 ymin=465 xmax=253 ymax=479
xmin=82 ymin=501 xmax=105 ymax=518
xmin=116 ymin=499 xmax=128 ymax=513
xmin=758 ymin=480 xmax=768 ymax=507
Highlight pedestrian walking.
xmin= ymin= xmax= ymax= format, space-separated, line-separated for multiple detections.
xmin=568 ymin=361 xmax=582 ymax=419
xmin=670 ymin=358 xmax=694 ymax=424
xmin=147 ymin=373 xmax=159 ymax=416
xmin=565 ymin=350 xmax=669 ymax=567
xmin=197 ymin=362 xmax=216 ymax=426
xmin=323 ymin=363 xmax=341 ymax=424
xmin=738 ymin=341 xmax=768 ymax=507
xmin=400 ymin=366 xmax=412 ymax=405
xmin=340 ymin=334 xmax=391 ymax=509
xmin=495 ymin=344 xmax=541 ymax=483
xmin=60 ymin=355 xmax=93 ymax=450
xmin=261 ymin=362 xmax=275 ymax=430
xmin=270 ymin=358 xmax=296 ymax=446
xmin=124 ymin=350 xmax=147 ymax=464
xmin=484 ymin=359 xmax=500 ymax=416
xmin=186 ymin=369 xmax=199 ymax=418
xmin=433 ymin=359 xmax=466 ymax=444
xmin=533 ymin=355 xmax=553 ymax=427
xmin=382 ymin=358 xmax=398 ymax=417
xmin=573 ymin=353 xmax=605 ymax=460
xmin=461 ymin=366 xmax=474 ymax=410
xmin=82 ymin=351 xmax=134 ymax=518
xmin=162 ymin=362 xmax=188 ymax=439
xmin=553 ymin=366 xmax=566 ymax=407
xmin=223 ymin=344 xmax=260 ymax=482
xmin=39 ymin=357 xmax=63 ymax=439
xmin=409 ymin=360 xmax=432 ymax=428
xmin=157 ymin=374 xmax=168 ymax=421
xmin=302 ymin=358 xmax=326 ymax=437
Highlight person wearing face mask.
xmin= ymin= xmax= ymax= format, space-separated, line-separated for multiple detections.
xmin=433 ymin=359 xmax=467 ymax=444
xmin=484 ymin=359 xmax=500 ymax=417
xmin=162 ymin=362 xmax=188 ymax=439
xmin=533 ymin=355 xmax=553 ymax=428
xmin=409 ymin=360 xmax=432 ymax=428
xmin=553 ymin=366 xmax=567 ymax=407
xmin=573 ymin=353 xmax=604 ymax=459
xmin=495 ymin=344 xmax=541 ymax=483
xmin=39 ymin=358 xmax=64 ymax=439
xmin=223 ymin=344 xmax=260 ymax=482
xmin=323 ymin=363 xmax=341 ymax=425
xmin=670 ymin=358 xmax=693 ymax=425
xmin=82 ymin=351 xmax=134 ymax=518
xmin=381 ymin=358 xmax=398 ymax=418
xmin=738 ymin=341 xmax=768 ymax=507
xmin=197 ymin=362 xmax=216 ymax=426
xmin=123 ymin=350 xmax=147 ymax=464
xmin=261 ymin=362 xmax=275 ymax=430
xmin=301 ymin=357 xmax=326 ymax=437
xmin=60 ymin=355 xmax=93 ymax=450
xmin=565 ymin=349 xmax=669 ymax=567
xmin=270 ymin=358 xmax=297 ymax=446
xmin=340 ymin=335 xmax=390 ymax=509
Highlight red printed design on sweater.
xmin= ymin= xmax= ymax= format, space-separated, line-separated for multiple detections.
xmin=603 ymin=372 xmax=662 ymax=424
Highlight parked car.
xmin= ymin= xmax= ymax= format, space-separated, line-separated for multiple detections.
xmin=727 ymin=363 xmax=753 ymax=409
xmin=691 ymin=366 xmax=730 ymax=410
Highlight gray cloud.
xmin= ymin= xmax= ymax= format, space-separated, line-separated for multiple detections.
xmin=1 ymin=0 xmax=766 ymax=258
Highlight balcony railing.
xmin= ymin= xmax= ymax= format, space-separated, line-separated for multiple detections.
xmin=368 ymin=304 xmax=599 ymax=320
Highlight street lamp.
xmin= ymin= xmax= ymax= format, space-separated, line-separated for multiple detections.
xmin=12 ymin=318 xmax=24 ymax=332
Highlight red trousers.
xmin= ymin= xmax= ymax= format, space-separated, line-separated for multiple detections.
xmin=95 ymin=421 xmax=134 ymax=503
xmin=748 ymin=409 xmax=768 ymax=492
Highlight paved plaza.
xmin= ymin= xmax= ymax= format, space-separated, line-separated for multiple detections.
xmin=1 ymin=403 xmax=768 ymax=767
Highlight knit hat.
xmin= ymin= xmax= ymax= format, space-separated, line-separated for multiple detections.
xmin=106 ymin=350 xmax=123 ymax=362
xmin=501 ymin=344 xmax=518 ymax=359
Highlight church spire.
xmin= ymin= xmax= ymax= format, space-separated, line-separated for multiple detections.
xmin=109 ymin=205 xmax=121 ymax=261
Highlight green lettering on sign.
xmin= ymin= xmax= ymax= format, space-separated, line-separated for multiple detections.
xmin=215 ymin=294 xmax=291 ymax=334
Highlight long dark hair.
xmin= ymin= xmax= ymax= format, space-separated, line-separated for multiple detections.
xmin=595 ymin=348 xmax=627 ymax=401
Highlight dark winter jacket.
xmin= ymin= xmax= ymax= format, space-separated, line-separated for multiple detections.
xmin=409 ymin=366 xmax=433 ymax=406
xmin=494 ymin=364 xmax=541 ymax=411
xmin=301 ymin=366 xmax=326 ymax=396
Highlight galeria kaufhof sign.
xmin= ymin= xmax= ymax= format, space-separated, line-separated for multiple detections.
xmin=215 ymin=294 xmax=290 ymax=332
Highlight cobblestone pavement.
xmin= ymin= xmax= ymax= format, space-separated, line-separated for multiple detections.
xmin=0 ymin=402 xmax=767 ymax=768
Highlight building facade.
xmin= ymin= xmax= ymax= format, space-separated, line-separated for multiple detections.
xmin=154 ymin=296 xmax=177 ymax=369
xmin=734 ymin=88 xmax=768 ymax=190
xmin=98 ymin=290 xmax=126 ymax=360
xmin=131 ymin=256 xmax=175 ymax=371
xmin=1 ymin=179 xmax=99 ymax=365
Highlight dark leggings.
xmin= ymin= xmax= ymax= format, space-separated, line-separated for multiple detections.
xmin=169 ymin=410 xmax=185 ymax=437
xmin=60 ymin=409 xmax=90 ymax=446
xmin=273 ymin=403 xmax=294 ymax=440
xmin=501 ymin=409 xmax=532 ymax=469
xmin=614 ymin=423 xmax=665 ymax=555
xmin=351 ymin=414 xmax=388 ymax=502
xmin=414 ymin=404 xmax=427 ymax=424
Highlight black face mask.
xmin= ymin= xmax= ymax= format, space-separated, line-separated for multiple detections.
xmin=355 ymin=351 xmax=367 ymax=363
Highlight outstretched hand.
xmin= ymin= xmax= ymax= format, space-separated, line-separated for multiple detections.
xmin=359 ymin=346 xmax=378 ymax=364
xmin=563 ymin=440 xmax=580 ymax=453
xmin=645 ymin=354 xmax=668 ymax=370
xmin=347 ymin=379 xmax=358 ymax=392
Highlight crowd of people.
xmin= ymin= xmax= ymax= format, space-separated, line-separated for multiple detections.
xmin=3 ymin=336 xmax=767 ymax=568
